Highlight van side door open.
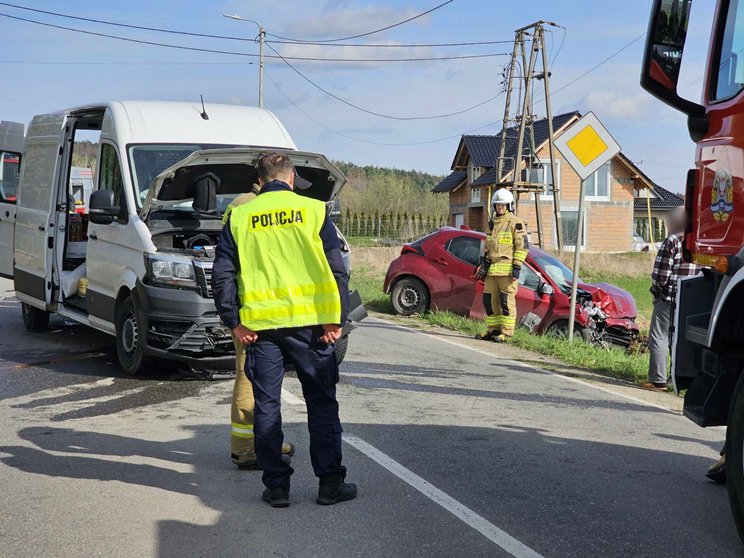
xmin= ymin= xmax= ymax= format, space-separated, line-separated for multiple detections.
xmin=0 ymin=121 xmax=25 ymax=279
xmin=14 ymin=113 xmax=68 ymax=306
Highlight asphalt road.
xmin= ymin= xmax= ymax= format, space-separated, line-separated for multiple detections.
xmin=0 ymin=277 xmax=738 ymax=557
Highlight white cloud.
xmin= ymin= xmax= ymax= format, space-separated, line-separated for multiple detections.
xmin=283 ymin=4 xmax=427 ymax=38
xmin=580 ymin=90 xmax=654 ymax=119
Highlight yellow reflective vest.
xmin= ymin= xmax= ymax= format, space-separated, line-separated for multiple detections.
xmin=229 ymin=190 xmax=341 ymax=331
xmin=485 ymin=212 xmax=529 ymax=276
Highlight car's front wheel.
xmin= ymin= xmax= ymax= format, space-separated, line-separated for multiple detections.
xmin=21 ymin=302 xmax=50 ymax=332
xmin=116 ymin=297 xmax=147 ymax=375
xmin=391 ymin=277 xmax=429 ymax=316
xmin=547 ymin=320 xmax=592 ymax=343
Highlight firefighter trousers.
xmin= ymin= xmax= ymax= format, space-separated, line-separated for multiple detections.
xmin=483 ymin=275 xmax=518 ymax=336
xmin=230 ymin=332 xmax=256 ymax=464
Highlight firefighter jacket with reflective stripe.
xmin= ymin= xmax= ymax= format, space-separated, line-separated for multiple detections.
xmin=212 ymin=181 xmax=349 ymax=332
xmin=485 ymin=212 xmax=529 ymax=276
xmin=222 ymin=186 xmax=261 ymax=225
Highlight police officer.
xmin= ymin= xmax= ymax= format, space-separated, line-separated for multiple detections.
xmin=474 ymin=188 xmax=528 ymax=343
xmin=212 ymin=152 xmax=356 ymax=508
xmin=222 ymin=186 xmax=295 ymax=470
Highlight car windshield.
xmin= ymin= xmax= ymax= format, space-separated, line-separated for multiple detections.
xmin=531 ymin=253 xmax=580 ymax=293
xmin=128 ymin=143 xmax=244 ymax=211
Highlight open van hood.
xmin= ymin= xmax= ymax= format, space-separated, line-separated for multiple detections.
xmin=141 ymin=148 xmax=347 ymax=220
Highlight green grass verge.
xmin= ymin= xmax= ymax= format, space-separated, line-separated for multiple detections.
xmin=350 ymin=271 xmax=651 ymax=384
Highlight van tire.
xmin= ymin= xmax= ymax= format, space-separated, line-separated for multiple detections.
xmin=726 ymin=371 xmax=744 ymax=544
xmin=116 ymin=297 xmax=147 ymax=375
xmin=22 ymin=302 xmax=50 ymax=332
xmin=391 ymin=277 xmax=429 ymax=316
xmin=335 ymin=334 xmax=349 ymax=365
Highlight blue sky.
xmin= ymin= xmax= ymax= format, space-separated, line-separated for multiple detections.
xmin=0 ymin=0 xmax=719 ymax=192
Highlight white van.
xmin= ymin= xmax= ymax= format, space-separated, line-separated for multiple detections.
xmin=0 ymin=101 xmax=366 ymax=375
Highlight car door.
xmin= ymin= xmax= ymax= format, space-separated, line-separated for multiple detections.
xmin=434 ymin=234 xmax=482 ymax=316
xmin=0 ymin=121 xmax=25 ymax=279
xmin=515 ymin=263 xmax=552 ymax=324
xmin=14 ymin=113 xmax=68 ymax=306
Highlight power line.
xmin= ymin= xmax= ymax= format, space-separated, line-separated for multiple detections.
xmin=266 ymin=39 xmax=512 ymax=48
xmin=0 ymin=12 xmax=505 ymax=63
xmin=268 ymin=32 xmax=650 ymax=147
xmin=534 ymin=32 xmax=646 ymax=103
xmin=264 ymin=68 xmax=502 ymax=146
xmin=0 ymin=1 xmax=509 ymax=49
xmin=0 ymin=61 xmax=255 ymax=66
xmin=266 ymin=42 xmax=504 ymax=121
xmin=266 ymin=0 xmax=454 ymax=43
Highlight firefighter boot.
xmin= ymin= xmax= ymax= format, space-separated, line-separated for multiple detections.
xmin=475 ymin=331 xmax=500 ymax=341
xmin=706 ymin=454 xmax=727 ymax=483
xmin=262 ymin=480 xmax=291 ymax=508
xmin=237 ymin=442 xmax=296 ymax=470
xmin=493 ymin=333 xmax=511 ymax=343
xmin=317 ymin=473 xmax=358 ymax=505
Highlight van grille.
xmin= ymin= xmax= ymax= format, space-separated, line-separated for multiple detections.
xmin=194 ymin=261 xmax=213 ymax=298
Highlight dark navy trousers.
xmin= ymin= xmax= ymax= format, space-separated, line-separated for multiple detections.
xmin=244 ymin=326 xmax=346 ymax=489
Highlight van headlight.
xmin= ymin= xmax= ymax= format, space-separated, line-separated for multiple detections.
xmin=144 ymin=253 xmax=197 ymax=289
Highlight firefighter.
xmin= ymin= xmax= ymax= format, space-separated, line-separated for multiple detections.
xmin=212 ymin=152 xmax=356 ymax=508
xmin=221 ymin=186 xmax=295 ymax=470
xmin=474 ymin=188 xmax=528 ymax=343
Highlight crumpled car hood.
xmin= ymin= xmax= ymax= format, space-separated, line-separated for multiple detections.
xmin=578 ymin=282 xmax=638 ymax=319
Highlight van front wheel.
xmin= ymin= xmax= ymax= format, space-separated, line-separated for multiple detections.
xmin=22 ymin=302 xmax=50 ymax=332
xmin=116 ymin=297 xmax=147 ymax=375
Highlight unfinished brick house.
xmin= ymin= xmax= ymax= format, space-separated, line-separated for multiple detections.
xmin=432 ymin=111 xmax=665 ymax=252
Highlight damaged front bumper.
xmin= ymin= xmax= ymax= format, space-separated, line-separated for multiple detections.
xmin=134 ymin=281 xmax=235 ymax=370
xmin=133 ymin=282 xmax=368 ymax=371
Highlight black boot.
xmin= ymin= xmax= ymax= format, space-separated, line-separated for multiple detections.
xmin=317 ymin=474 xmax=358 ymax=505
xmin=262 ymin=481 xmax=291 ymax=508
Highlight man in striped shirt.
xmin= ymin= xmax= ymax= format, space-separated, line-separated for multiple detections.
xmin=643 ymin=207 xmax=702 ymax=391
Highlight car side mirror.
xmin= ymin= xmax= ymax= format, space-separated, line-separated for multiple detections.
xmin=192 ymin=172 xmax=219 ymax=217
xmin=539 ymin=283 xmax=555 ymax=297
xmin=89 ymin=190 xmax=119 ymax=225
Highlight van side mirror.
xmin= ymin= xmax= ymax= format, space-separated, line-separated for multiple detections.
xmin=539 ymin=282 xmax=555 ymax=297
xmin=640 ymin=0 xmax=709 ymax=140
xmin=192 ymin=172 xmax=219 ymax=217
xmin=89 ymin=190 xmax=119 ymax=225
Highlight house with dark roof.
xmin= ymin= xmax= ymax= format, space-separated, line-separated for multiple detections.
xmin=432 ymin=111 xmax=675 ymax=252
xmin=633 ymin=184 xmax=684 ymax=241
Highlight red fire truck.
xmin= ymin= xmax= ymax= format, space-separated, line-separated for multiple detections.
xmin=641 ymin=0 xmax=744 ymax=541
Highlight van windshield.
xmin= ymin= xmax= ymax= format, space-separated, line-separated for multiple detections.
xmin=128 ymin=143 xmax=244 ymax=210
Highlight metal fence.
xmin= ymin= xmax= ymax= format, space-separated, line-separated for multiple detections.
xmin=339 ymin=210 xmax=448 ymax=242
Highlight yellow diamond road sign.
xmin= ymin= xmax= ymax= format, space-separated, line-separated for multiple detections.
xmin=554 ymin=112 xmax=621 ymax=181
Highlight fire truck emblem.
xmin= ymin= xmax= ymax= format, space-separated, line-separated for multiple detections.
xmin=711 ymin=169 xmax=734 ymax=222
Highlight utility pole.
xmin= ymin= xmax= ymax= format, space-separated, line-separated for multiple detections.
xmin=496 ymin=21 xmax=563 ymax=250
xmin=224 ymin=14 xmax=265 ymax=109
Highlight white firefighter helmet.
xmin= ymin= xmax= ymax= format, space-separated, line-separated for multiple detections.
xmin=491 ymin=188 xmax=514 ymax=208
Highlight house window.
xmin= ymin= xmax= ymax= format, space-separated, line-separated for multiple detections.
xmin=529 ymin=159 xmax=560 ymax=199
xmin=584 ymin=162 xmax=612 ymax=200
xmin=557 ymin=210 xmax=587 ymax=251
xmin=454 ymin=213 xmax=464 ymax=228
xmin=470 ymin=166 xmax=481 ymax=183
xmin=471 ymin=188 xmax=481 ymax=203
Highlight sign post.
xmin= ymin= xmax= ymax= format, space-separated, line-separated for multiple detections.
xmin=553 ymin=112 xmax=621 ymax=342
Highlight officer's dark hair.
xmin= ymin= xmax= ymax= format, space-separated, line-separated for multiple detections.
xmin=257 ymin=152 xmax=294 ymax=184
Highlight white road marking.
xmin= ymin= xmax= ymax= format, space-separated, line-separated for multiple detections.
xmin=343 ymin=434 xmax=544 ymax=558
xmin=368 ymin=317 xmax=682 ymax=415
xmin=279 ymin=382 xmax=543 ymax=556
xmin=281 ymin=388 xmax=304 ymax=406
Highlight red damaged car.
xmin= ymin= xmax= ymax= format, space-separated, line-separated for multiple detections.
xmin=383 ymin=227 xmax=640 ymax=347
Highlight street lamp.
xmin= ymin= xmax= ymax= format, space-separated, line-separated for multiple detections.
xmin=224 ymin=14 xmax=265 ymax=109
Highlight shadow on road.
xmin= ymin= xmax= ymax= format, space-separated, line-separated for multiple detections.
xmin=0 ymin=420 xmax=739 ymax=557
